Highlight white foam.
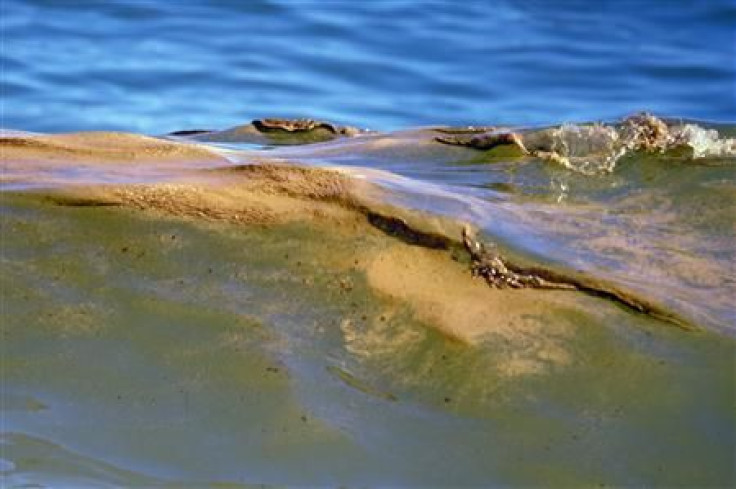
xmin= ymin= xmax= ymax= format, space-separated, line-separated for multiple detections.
xmin=672 ymin=124 xmax=736 ymax=158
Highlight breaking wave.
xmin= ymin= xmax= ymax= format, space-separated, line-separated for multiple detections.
xmin=538 ymin=114 xmax=736 ymax=175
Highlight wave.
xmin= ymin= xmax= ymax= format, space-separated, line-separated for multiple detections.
xmin=530 ymin=114 xmax=736 ymax=174
xmin=162 ymin=113 xmax=736 ymax=177
xmin=2 ymin=115 xmax=734 ymax=336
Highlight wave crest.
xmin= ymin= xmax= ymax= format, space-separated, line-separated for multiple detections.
xmin=536 ymin=114 xmax=736 ymax=175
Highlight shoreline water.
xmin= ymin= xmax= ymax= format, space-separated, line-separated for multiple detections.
xmin=3 ymin=115 xmax=735 ymax=333
xmin=2 ymin=116 xmax=735 ymax=486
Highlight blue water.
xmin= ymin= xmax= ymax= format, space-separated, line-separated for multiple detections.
xmin=3 ymin=0 xmax=735 ymax=134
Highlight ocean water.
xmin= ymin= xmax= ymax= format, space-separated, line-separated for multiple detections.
xmin=2 ymin=0 xmax=735 ymax=133
xmin=2 ymin=1 xmax=736 ymax=487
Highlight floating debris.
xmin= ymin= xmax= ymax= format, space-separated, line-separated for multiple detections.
xmin=435 ymin=131 xmax=528 ymax=153
xmin=461 ymin=226 xmax=574 ymax=290
xmin=253 ymin=118 xmax=360 ymax=137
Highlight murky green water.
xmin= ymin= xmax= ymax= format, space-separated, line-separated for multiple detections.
xmin=4 ymin=0 xmax=736 ymax=482
xmin=2 ymin=189 xmax=734 ymax=486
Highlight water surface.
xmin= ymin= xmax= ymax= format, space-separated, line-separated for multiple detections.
xmin=3 ymin=0 xmax=735 ymax=133
xmin=2 ymin=0 xmax=735 ymax=486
